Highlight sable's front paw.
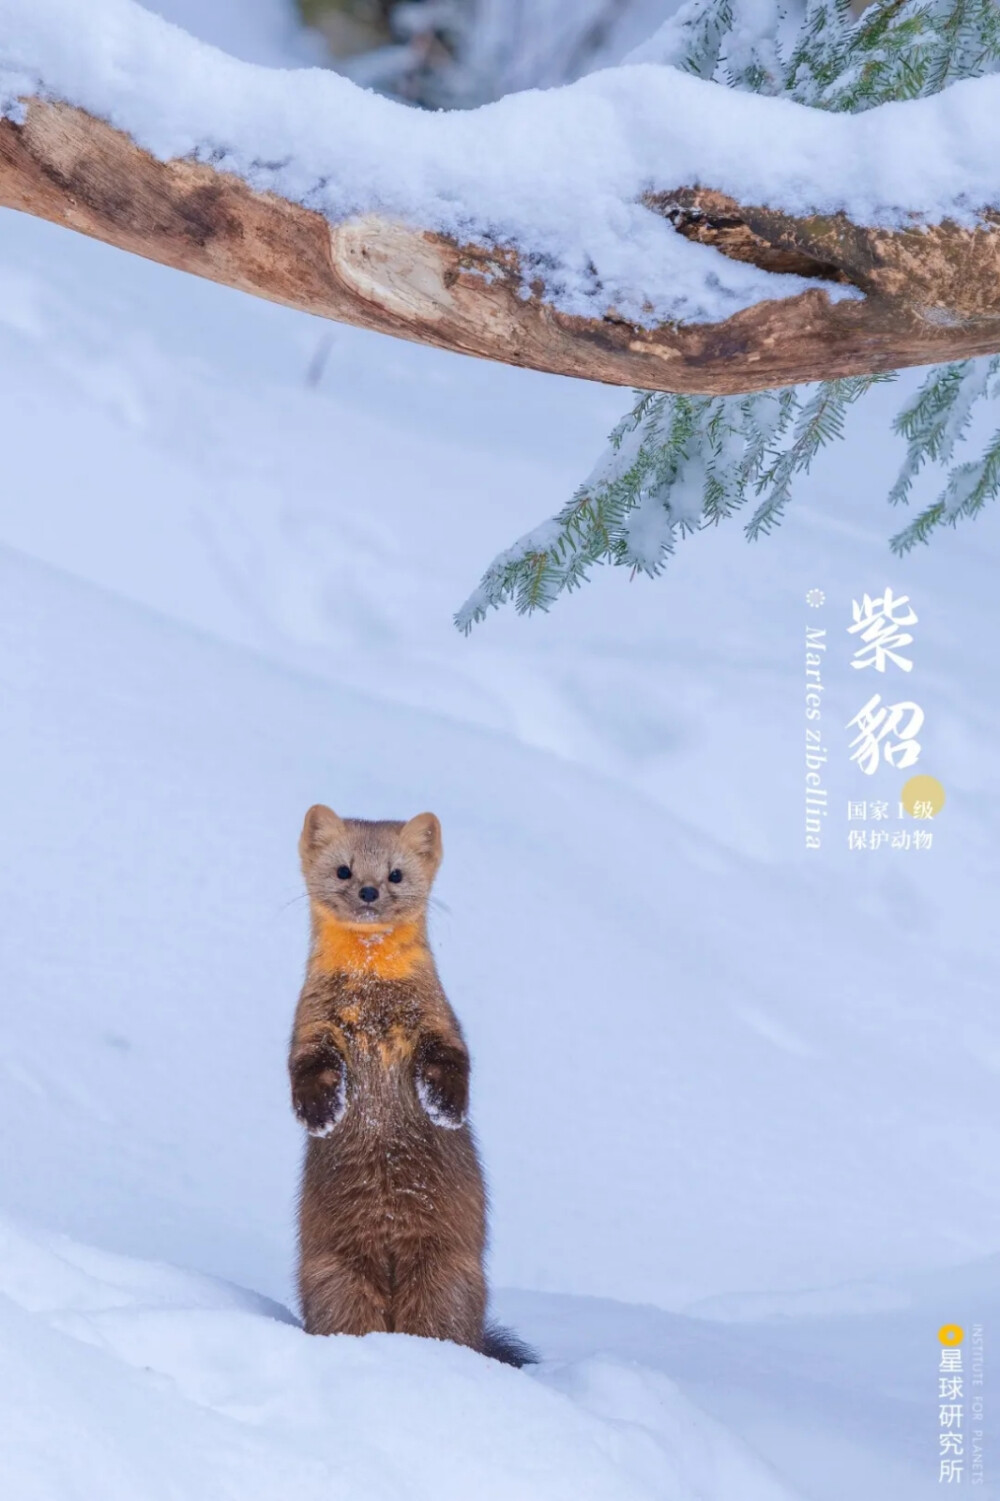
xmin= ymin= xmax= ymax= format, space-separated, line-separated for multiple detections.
xmin=292 ymin=1068 xmax=347 ymax=1137
xmin=414 ymin=1041 xmax=468 ymax=1130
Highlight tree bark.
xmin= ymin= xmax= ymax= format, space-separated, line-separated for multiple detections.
xmin=1 ymin=94 xmax=999 ymax=395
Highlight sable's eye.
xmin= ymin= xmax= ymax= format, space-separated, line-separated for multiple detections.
xmin=336 ymin=865 xmax=351 ymax=880
xmin=388 ymin=868 xmax=403 ymax=883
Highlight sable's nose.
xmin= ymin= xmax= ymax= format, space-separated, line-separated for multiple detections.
xmin=359 ymin=885 xmax=379 ymax=904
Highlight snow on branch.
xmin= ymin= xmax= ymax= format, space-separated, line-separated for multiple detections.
xmin=1 ymin=0 xmax=1000 ymax=393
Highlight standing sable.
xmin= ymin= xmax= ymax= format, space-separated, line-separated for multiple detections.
xmin=290 ymin=805 xmax=532 ymax=1365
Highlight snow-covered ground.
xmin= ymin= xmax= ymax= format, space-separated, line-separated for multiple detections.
xmin=1 ymin=3 xmax=998 ymax=1498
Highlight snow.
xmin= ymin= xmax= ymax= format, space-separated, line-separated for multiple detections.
xmin=1 ymin=2 xmax=999 ymax=1498
xmin=1 ymin=1218 xmax=803 ymax=1501
xmin=3 ymin=0 xmax=998 ymax=326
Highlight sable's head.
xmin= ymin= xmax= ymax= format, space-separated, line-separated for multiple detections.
xmin=299 ymin=806 xmax=442 ymax=927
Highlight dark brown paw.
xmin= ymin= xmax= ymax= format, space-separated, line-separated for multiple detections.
xmin=292 ymin=1060 xmax=347 ymax=1137
xmin=414 ymin=1037 xmax=469 ymax=1129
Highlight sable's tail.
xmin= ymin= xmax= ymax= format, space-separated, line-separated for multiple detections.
xmin=481 ymin=1321 xmax=538 ymax=1368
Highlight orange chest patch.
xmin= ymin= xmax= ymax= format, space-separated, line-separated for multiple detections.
xmin=312 ymin=911 xmax=429 ymax=982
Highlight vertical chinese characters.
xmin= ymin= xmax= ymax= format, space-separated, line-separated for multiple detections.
xmin=939 ymin=1331 xmax=964 ymax=1485
xmin=846 ymin=590 xmax=924 ymax=776
xmin=848 ymin=587 xmax=917 ymax=672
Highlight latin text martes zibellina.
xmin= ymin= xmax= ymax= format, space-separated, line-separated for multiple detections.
xmin=805 ymin=626 xmax=827 ymax=849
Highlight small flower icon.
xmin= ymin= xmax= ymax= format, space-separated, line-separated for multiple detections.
xmin=806 ymin=589 xmax=826 ymax=607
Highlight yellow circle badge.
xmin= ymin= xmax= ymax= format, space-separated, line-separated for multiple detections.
xmin=901 ymin=775 xmax=946 ymax=818
xmin=939 ymin=1324 xmax=964 ymax=1346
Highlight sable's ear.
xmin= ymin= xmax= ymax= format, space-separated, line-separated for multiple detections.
xmin=400 ymin=812 xmax=443 ymax=871
xmin=299 ymin=805 xmax=345 ymax=869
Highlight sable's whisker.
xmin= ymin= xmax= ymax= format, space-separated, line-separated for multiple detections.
xmin=275 ymin=892 xmax=308 ymax=914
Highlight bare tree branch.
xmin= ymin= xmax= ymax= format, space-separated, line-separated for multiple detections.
xmin=2 ymin=95 xmax=999 ymax=395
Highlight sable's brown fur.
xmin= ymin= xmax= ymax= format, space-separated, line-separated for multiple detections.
xmin=290 ymin=807 xmax=528 ymax=1362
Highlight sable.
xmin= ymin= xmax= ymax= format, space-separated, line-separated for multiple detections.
xmin=289 ymin=805 xmax=532 ymax=1366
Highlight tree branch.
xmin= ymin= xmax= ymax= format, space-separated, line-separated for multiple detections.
xmin=2 ymin=94 xmax=1000 ymax=395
